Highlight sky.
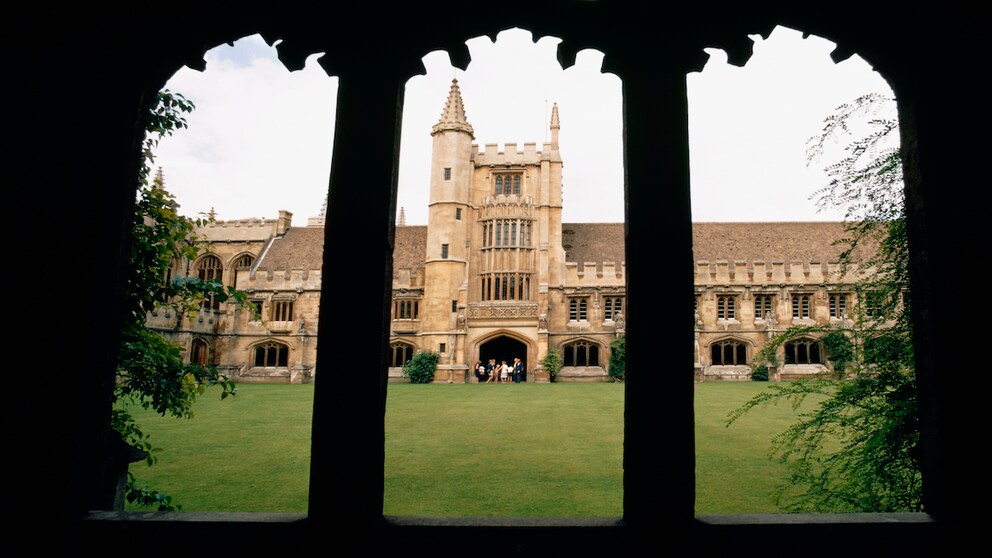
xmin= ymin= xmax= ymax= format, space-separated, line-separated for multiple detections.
xmin=152 ymin=26 xmax=894 ymax=226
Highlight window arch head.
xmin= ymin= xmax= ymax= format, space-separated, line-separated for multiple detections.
xmin=230 ymin=253 xmax=255 ymax=289
xmin=232 ymin=253 xmax=255 ymax=269
xmin=390 ymin=342 xmax=415 ymax=368
xmin=196 ymin=254 xmax=224 ymax=283
xmin=190 ymin=337 xmax=210 ymax=366
xmin=710 ymin=338 xmax=748 ymax=366
xmin=253 ymin=340 xmax=289 ymax=367
xmin=562 ymin=339 xmax=601 ymax=367
xmin=784 ymin=337 xmax=823 ymax=365
xmin=196 ymin=254 xmax=224 ymax=310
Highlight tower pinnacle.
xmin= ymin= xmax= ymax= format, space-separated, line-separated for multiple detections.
xmin=550 ymin=102 xmax=560 ymax=149
xmin=431 ymin=78 xmax=475 ymax=138
xmin=153 ymin=166 xmax=165 ymax=189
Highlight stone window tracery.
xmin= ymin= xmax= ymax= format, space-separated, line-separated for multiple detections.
xmin=784 ymin=338 xmax=822 ymax=364
xmin=754 ymin=294 xmax=773 ymax=319
xmin=253 ymin=341 xmax=288 ymax=367
xmin=562 ymin=340 xmax=599 ymax=366
xmin=710 ymin=339 xmax=747 ymax=365
xmin=792 ymin=293 xmax=812 ymax=319
xmin=196 ymin=254 xmax=224 ymax=310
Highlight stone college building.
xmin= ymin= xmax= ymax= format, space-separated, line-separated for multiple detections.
xmin=148 ymin=79 xmax=870 ymax=384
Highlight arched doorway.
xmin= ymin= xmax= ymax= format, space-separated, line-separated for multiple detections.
xmin=479 ymin=335 xmax=528 ymax=379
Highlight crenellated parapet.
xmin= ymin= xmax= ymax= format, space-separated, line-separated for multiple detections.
xmin=246 ymin=267 xmax=322 ymax=292
xmin=193 ymin=216 xmax=283 ymax=242
xmin=473 ymin=142 xmax=548 ymax=166
xmin=694 ymin=259 xmax=865 ymax=287
xmin=564 ymin=261 xmax=626 ymax=285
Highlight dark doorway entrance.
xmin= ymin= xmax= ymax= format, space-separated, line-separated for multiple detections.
xmin=479 ymin=336 xmax=527 ymax=379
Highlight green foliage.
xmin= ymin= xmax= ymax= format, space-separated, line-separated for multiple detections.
xmin=540 ymin=347 xmax=562 ymax=381
xmin=730 ymin=93 xmax=920 ymax=513
xmin=820 ymin=330 xmax=854 ymax=374
xmin=750 ymin=365 xmax=769 ymax=381
xmin=607 ymin=335 xmax=625 ymax=382
xmin=113 ymin=90 xmax=248 ymax=510
xmin=124 ymin=472 xmax=181 ymax=512
xmin=751 ymin=324 xmax=831 ymax=370
xmin=403 ymin=351 xmax=440 ymax=384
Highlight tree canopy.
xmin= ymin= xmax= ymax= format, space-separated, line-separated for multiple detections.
xmin=113 ymin=90 xmax=252 ymax=511
xmin=729 ymin=93 xmax=920 ymax=513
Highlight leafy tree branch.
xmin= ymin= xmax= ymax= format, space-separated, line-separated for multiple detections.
xmin=729 ymin=93 xmax=920 ymax=513
xmin=112 ymin=90 xmax=252 ymax=510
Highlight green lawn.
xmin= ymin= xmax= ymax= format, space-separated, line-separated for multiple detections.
xmin=124 ymin=381 xmax=821 ymax=515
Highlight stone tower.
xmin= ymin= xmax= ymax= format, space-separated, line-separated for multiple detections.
xmin=422 ymin=79 xmax=475 ymax=372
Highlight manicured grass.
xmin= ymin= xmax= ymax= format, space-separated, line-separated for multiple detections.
xmin=384 ymin=383 xmax=624 ymax=516
xmin=693 ymin=381 xmax=826 ymax=514
xmin=124 ymin=384 xmax=315 ymax=512
xmin=125 ymin=381 xmax=822 ymax=515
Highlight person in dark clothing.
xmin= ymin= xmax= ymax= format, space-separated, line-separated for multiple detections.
xmin=484 ymin=358 xmax=497 ymax=384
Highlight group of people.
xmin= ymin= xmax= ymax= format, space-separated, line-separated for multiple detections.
xmin=474 ymin=357 xmax=526 ymax=383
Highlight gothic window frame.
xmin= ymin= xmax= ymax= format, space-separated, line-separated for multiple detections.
xmin=390 ymin=341 xmax=414 ymax=367
xmin=709 ymin=338 xmax=748 ymax=366
xmin=190 ymin=337 xmax=210 ymax=366
xmin=791 ymin=292 xmax=812 ymax=319
xmin=829 ymin=292 xmax=848 ymax=318
xmin=270 ymin=299 xmax=294 ymax=322
xmin=754 ymin=294 xmax=773 ymax=320
xmin=196 ymin=254 xmax=224 ymax=310
xmin=604 ymin=296 xmax=624 ymax=321
xmin=67 ymin=13 xmax=957 ymax=554
xmin=393 ymin=298 xmax=420 ymax=320
xmin=252 ymin=339 xmax=289 ymax=368
xmin=784 ymin=337 xmax=823 ymax=365
xmin=716 ymin=294 xmax=737 ymax=320
xmin=568 ymin=297 xmax=589 ymax=321
xmin=493 ymin=172 xmax=522 ymax=196
xmin=229 ymin=253 xmax=255 ymax=290
xmin=562 ymin=339 xmax=601 ymax=367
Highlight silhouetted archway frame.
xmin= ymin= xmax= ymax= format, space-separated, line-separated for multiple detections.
xmin=17 ymin=3 xmax=973 ymax=556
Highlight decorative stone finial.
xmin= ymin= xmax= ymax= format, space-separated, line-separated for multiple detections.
xmin=431 ymin=78 xmax=474 ymax=137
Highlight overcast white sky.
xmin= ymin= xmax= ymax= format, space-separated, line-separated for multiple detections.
xmin=153 ymin=26 xmax=893 ymax=226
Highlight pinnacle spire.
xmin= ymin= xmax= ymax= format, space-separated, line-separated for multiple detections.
xmin=397 ymin=206 xmax=407 ymax=227
xmin=431 ymin=78 xmax=474 ymax=138
xmin=550 ymin=102 xmax=560 ymax=149
xmin=153 ymin=166 xmax=165 ymax=189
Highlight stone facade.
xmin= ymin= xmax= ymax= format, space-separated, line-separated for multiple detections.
xmin=150 ymin=80 xmax=876 ymax=384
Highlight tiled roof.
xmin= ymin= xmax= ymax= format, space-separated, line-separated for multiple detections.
xmin=393 ymin=226 xmax=427 ymax=269
xmin=562 ymin=223 xmax=625 ymax=264
xmin=253 ymin=225 xmax=429 ymax=270
xmin=690 ymin=222 xmax=861 ymax=263
xmin=254 ymin=221 xmax=865 ymax=271
xmin=253 ymin=227 xmax=325 ymax=270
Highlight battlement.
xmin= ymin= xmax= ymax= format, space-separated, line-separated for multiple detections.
xmin=473 ymin=142 xmax=546 ymax=166
xmin=564 ymin=261 xmax=626 ymax=285
xmin=246 ymin=267 xmax=321 ymax=291
xmin=194 ymin=217 xmax=280 ymax=241
xmin=694 ymin=259 xmax=865 ymax=286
